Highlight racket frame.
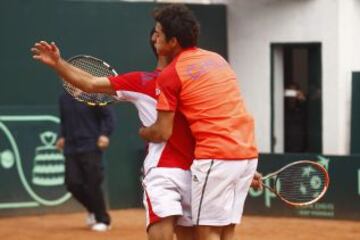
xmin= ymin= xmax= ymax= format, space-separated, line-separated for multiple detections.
xmin=63 ymin=55 xmax=118 ymax=106
xmin=68 ymin=55 xmax=118 ymax=76
xmin=261 ymin=160 xmax=330 ymax=207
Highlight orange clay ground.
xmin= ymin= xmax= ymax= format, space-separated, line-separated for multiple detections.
xmin=0 ymin=208 xmax=359 ymax=240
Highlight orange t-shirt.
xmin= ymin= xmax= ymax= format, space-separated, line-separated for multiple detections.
xmin=157 ymin=48 xmax=258 ymax=160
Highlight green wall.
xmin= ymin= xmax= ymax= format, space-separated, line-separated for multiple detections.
xmin=0 ymin=0 xmax=227 ymax=214
xmin=351 ymin=72 xmax=360 ymax=154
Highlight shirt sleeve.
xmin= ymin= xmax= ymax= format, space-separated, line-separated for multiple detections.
xmin=108 ymin=72 xmax=142 ymax=100
xmin=108 ymin=71 xmax=157 ymax=100
xmin=156 ymin=65 xmax=182 ymax=112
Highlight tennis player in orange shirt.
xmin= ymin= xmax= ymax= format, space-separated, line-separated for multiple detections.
xmin=139 ymin=4 xmax=259 ymax=240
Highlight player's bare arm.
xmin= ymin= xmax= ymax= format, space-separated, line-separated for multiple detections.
xmin=31 ymin=40 xmax=115 ymax=95
xmin=139 ymin=111 xmax=175 ymax=143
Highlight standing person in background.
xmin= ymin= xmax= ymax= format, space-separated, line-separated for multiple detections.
xmin=140 ymin=4 xmax=259 ymax=240
xmin=56 ymin=90 xmax=115 ymax=232
xmin=284 ymin=81 xmax=307 ymax=152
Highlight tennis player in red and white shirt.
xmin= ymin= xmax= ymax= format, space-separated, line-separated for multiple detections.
xmin=31 ymin=38 xmax=195 ymax=239
xmin=108 ymin=62 xmax=195 ymax=230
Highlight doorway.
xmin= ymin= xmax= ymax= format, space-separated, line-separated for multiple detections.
xmin=271 ymin=43 xmax=322 ymax=153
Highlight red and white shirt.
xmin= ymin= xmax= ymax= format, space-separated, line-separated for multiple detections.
xmin=108 ymin=70 xmax=194 ymax=174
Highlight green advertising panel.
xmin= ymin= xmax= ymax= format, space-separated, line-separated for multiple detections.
xmin=246 ymin=154 xmax=360 ymax=220
xmin=0 ymin=107 xmax=80 ymax=216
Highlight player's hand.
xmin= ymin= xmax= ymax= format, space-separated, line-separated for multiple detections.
xmin=139 ymin=127 xmax=146 ymax=140
xmin=31 ymin=41 xmax=61 ymax=68
xmin=296 ymin=90 xmax=306 ymax=101
xmin=251 ymin=171 xmax=263 ymax=190
xmin=56 ymin=137 xmax=65 ymax=151
xmin=97 ymin=135 xmax=110 ymax=150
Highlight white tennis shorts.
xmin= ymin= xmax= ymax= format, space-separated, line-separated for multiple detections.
xmin=191 ymin=158 xmax=258 ymax=226
xmin=142 ymin=167 xmax=192 ymax=228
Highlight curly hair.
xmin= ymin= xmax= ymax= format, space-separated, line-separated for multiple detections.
xmin=153 ymin=4 xmax=200 ymax=48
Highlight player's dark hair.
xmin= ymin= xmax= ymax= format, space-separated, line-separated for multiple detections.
xmin=153 ymin=4 xmax=200 ymax=48
xmin=149 ymin=27 xmax=158 ymax=58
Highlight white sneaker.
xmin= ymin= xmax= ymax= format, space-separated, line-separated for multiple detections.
xmin=86 ymin=213 xmax=96 ymax=227
xmin=91 ymin=223 xmax=111 ymax=232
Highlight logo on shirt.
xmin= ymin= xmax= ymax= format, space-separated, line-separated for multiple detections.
xmin=155 ymin=88 xmax=161 ymax=96
xmin=141 ymin=72 xmax=159 ymax=86
xmin=192 ymin=175 xmax=199 ymax=182
xmin=186 ymin=59 xmax=228 ymax=80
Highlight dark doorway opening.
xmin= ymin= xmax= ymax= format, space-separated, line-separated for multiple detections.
xmin=271 ymin=43 xmax=322 ymax=153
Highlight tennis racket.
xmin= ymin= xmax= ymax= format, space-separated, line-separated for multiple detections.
xmin=63 ymin=55 xmax=118 ymax=106
xmin=261 ymin=160 xmax=329 ymax=207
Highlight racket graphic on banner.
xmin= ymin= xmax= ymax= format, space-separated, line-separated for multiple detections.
xmin=63 ymin=55 xmax=118 ymax=106
xmin=261 ymin=160 xmax=329 ymax=207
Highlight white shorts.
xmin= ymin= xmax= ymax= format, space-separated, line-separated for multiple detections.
xmin=142 ymin=167 xmax=193 ymax=229
xmin=191 ymin=158 xmax=258 ymax=226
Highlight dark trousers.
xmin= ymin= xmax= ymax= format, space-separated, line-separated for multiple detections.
xmin=64 ymin=151 xmax=110 ymax=225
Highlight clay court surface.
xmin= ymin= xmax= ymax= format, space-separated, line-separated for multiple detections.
xmin=0 ymin=208 xmax=359 ymax=240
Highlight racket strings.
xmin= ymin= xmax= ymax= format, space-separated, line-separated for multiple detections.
xmin=64 ymin=56 xmax=116 ymax=106
xmin=275 ymin=163 xmax=327 ymax=203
